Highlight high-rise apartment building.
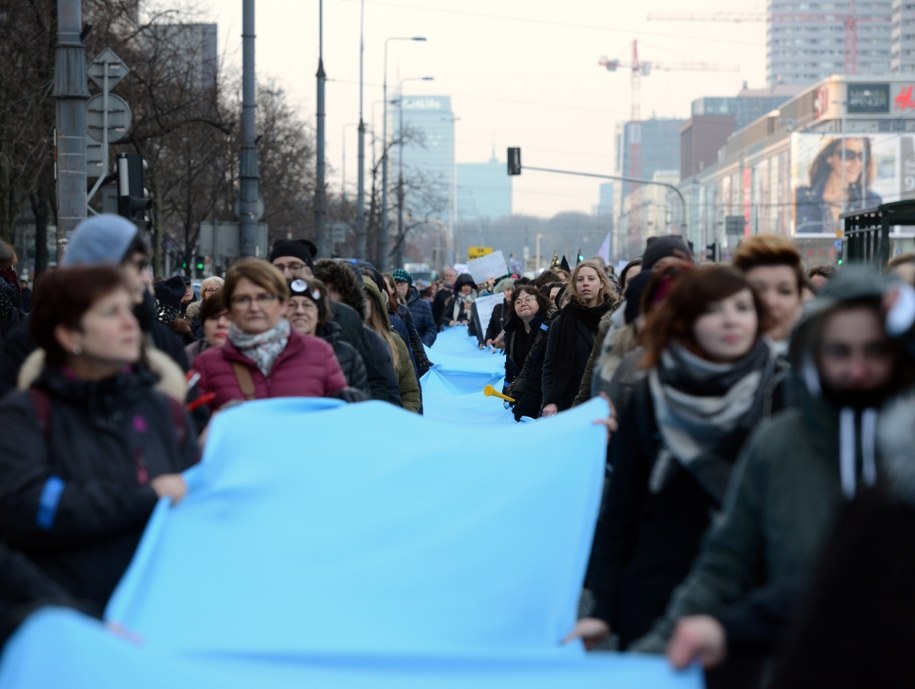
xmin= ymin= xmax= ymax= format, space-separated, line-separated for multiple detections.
xmin=891 ymin=0 xmax=915 ymax=72
xmin=767 ymin=0 xmax=892 ymax=86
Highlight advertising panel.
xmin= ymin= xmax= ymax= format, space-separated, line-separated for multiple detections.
xmin=846 ymin=83 xmax=890 ymax=114
xmin=791 ymin=133 xmax=915 ymax=234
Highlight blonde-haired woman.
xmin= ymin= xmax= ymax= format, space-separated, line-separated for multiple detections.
xmin=541 ymin=260 xmax=617 ymax=416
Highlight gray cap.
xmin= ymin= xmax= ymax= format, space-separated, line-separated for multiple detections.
xmin=62 ymin=214 xmax=138 ymax=266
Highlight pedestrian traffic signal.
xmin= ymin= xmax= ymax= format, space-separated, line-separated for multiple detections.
xmin=507 ymin=147 xmax=522 ymax=176
xmin=116 ymin=153 xmax=152 ymax=225
xmin=195 ymin=256 xmax=205 ymax=272
xmin=705 ymin=242 xmax=720 ymax=263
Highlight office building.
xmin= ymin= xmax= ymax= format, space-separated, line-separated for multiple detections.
xmin=394 ymin=94 xmax=455 ymax=230
xmin=456 ymin=152 xmax=512 ymax=222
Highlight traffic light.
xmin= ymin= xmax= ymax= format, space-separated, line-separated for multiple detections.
xmin=577 ymin=249 xmax=584 ymax=264
xmin=705 ymin=242 xmax=720 ymax=263
xmin=507 ymin=147 xmax=521 ymax=175
xmin=116 ymin=153 xmax=152 ymax=225
xmin=195 ymin=255 xmax=205 ymax=272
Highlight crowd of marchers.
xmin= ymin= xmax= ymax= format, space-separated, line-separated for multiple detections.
xmin=1 ymin=217 xmax=915 ymax=687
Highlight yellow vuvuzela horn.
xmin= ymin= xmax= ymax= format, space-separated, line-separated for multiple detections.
xmin=483 ymin=385 xmax=515 ymax=404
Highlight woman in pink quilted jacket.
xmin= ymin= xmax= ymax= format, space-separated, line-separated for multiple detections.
xmin=191 ymin=258 xmax=346 ymax=410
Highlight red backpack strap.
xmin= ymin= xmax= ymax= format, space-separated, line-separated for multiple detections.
xmin=165 ymin=396 xmax=188 ymax=449
xmin=28 ymin=388 xmax=51 ymax=435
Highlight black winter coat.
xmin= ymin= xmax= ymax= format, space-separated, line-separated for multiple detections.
xmin=0 ymin=541 xmax=78 ymax=645
xmin=508 ymin=312 xmax=554 ymax=421
xmin=0 ymin=367 xmax=199 ymax=614
xmin=588 ymin=376 xmax=765 ymax=649
xmin=541 ymin=309 xmax=601 ymax=412
xmin=406 ymin=289 xmax=437 ymax=347
xmin=318 ymin=320 xmax=370 ymax=394
xmin=330 ymin=301 xmax=392 ymax=403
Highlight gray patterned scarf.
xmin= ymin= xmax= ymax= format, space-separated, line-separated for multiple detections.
xmin=228 ymin=319 xmax=291 ymax=377
xmin=648 ymin=340 xmax=773 ymax=502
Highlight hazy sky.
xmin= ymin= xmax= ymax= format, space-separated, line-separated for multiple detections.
xmin=194 ymin=0 xmax=766 ymax=217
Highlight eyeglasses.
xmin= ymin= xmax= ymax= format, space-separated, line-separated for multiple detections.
xmin=273 ymin=261 xmax=308 ymax=274
xmin=203 ymin=287 xmax=219 ymax=295
xmin=287 ymin=298 xmax=318 ymax=312
xmin=515 ymin=296 xmax=538 ymax=305
xmin=836 ymin=149 xmax=864 ymax=161
xmin=229 ymin=293 xmax=280 ymax=308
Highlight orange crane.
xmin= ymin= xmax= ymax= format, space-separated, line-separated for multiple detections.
xmin=599 ymin=40 xmax=736 ymax=246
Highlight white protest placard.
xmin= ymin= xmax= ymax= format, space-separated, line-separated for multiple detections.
xmin=471 ymin=293 xmax=504 ymax=345
xmin=467 ymin=250 xmax=508 ymax=285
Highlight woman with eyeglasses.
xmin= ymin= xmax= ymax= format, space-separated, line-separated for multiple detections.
xmin=285 ymin=277 xmax=370 ymax=396
xmin=503 ymin=285 xmax=556 ymax=421
xmin=794 ymin=136 xmax=881 ymax=234
xmin=191 ymin=258 xmax=347 ymax=411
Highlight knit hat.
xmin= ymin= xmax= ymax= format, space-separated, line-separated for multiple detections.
xmin=62 ymin=214 xmax=138 ymax=266
xmin=154 ymin=275 xmax=187 ymax=323
xmin=392 ymin=268 xmax=413 ymax=286
xmin=642 ymin=235 xmax=693 ymax=270
xmin=494 ymin=277 xmax=515 ymax=293
xmin=623 ymin=269 xmax=653 ymax=325
xmin=269 ymin=239 xmax=317 ymax=268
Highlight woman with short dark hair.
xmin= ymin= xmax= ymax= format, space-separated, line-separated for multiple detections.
xmin=503 ymin=285 xmax=556 ymax=421
xmin=0 ymin=265 xmax=197 ymax=615
xmin=569 ymin=265 xmax=784 ymax=651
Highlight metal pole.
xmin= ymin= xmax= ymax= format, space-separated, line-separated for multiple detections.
xmin=239 ymin=0 xmax=260 ymax=257
xmin=381 ymin=37 xmax=426 ymax=269
xmin=523 ymin=165 xmax=688 ymax=234
xmin=388 ymin=74 xmax=433 ymax=270
xmin=393 ymin=95 xmax=404 ymax=272
xmin=315 ymin=0 xmax=328 ymax=256
xmin=355 ymin=0 xmax=366 ymax=259
xmin=54 ymin=0 xmax=89 ymax=251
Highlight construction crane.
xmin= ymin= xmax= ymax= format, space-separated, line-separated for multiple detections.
xmin=599 ymin=40 xmax=737 ymax=251
xmin=646 ymin=5 xmax=890 ymax=75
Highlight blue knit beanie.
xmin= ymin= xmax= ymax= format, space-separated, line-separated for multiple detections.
xmin=62 ymin=214 xmax=138 ymax=266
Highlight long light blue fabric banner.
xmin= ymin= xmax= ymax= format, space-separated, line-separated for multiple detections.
xmin=421 ymin=327 xmax=516 ymax=424
xmin=0 ymin=330 xmax=703 ymax=689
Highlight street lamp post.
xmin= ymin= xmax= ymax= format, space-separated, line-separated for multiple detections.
xmin=341 ymin=122 xmax=358 ymax=202
xmin=391 ymin=75 xmax=433 ymax=271
xmin=381 ymin=37 xmax=426 ymax=267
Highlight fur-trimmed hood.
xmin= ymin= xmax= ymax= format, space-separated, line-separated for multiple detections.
xmin=17 ymin=345 xmax=187 ymax=403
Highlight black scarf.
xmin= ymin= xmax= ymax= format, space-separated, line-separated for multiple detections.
xmin=549 ymin=299 xmax=613 ymax=408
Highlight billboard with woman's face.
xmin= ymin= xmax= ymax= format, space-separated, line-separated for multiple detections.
xmin=791 ymin=133 xmax=915 ymax=234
